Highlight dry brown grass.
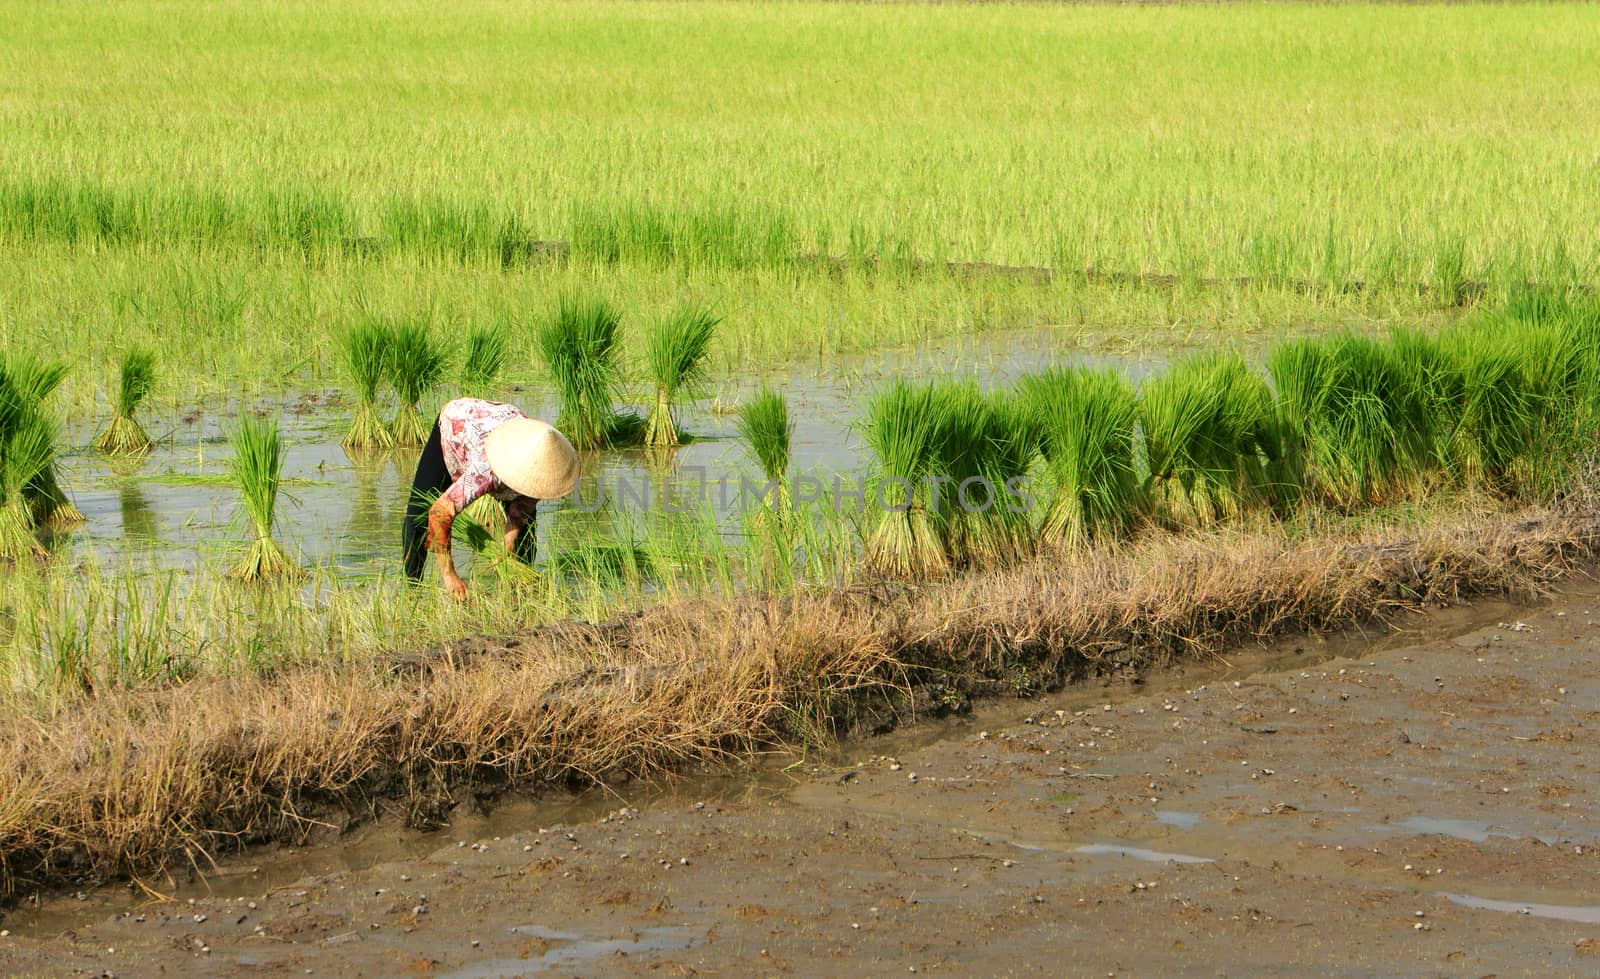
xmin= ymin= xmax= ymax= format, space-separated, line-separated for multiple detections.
xmin=1 ymin=504 xmax=1596 ymax=899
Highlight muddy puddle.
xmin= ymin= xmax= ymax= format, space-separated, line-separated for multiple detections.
xmin=6 ymin=581 xmax=1521 ymax=938
xmin=49 ymin=325 xmax=1176 ymax=578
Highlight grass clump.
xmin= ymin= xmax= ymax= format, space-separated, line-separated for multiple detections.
xmin=644 ymin=305 xmax=719 ymax=448
xmin=385 ymin=319 xmax=447 ymax=447
xmin=537 ymin=294 xmax=628 ymax=451
xmin=460 ymin=320 xmax=510 ymax=398
xmin=338 ymin=321 xmax=394 ymax=450
xmin=1019 ymin=367 xmax=1143 ymax=549
xmin=736 ymin=388 xmax=793 ymax=519
xmin=92 ymin=349 xmax=156 ymax=457
xmin=227 ymin=414 xmax=302 ymax=582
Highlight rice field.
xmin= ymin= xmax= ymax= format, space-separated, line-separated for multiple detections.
xmin=4 ymin=0 xmax=1600 ymax=899
xmin=4 ymin=2 xmax=1600 ymax=407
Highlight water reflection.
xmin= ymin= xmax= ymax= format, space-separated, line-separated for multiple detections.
xmin=117 ymin=479 xmax=159 ymax=543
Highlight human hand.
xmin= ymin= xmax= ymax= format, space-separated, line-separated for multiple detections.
xmin=443 ymin=573 xmax=469 ymax=601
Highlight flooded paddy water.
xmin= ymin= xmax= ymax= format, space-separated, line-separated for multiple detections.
xmin=46 ymin=326 xmax=1173 ymax=579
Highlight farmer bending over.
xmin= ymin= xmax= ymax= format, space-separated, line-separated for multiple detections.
xmin=402 ymin=397 xmax=578 ymax=599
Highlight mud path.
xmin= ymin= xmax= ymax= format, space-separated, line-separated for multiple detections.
xmin=5 ymin=583 xmax=1600 ymax=976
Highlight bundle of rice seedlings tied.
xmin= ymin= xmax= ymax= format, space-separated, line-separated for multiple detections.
xmin=1019 ymin=366 xmax=1143 ymax=549
xmin=8 ymin=354 xmax=83 ymax=527
xmin=1438 ymin=318 xmax=1596 ymax=500
xmin=536 ymin=293 xmax=629 ymax=450
xmin=92 ymin=348 xmax=156 ymax=456
xmin=0 ymin=362 xmax=60 ymax=559
xmin=339 ymin=320 xmax=394 ymax=450
xmin=736 ymin=387 xmax=793 ymax=522
xmin=934 ymin=384 xmax=1037 ymax=567
xmin=1269 ymin=334 xmax=1431 ymax=509
xmin=386 ymin=319 xmax=447 ymax=447
xmin=644 ymin=305 xmax=719 ymax=449
xmin=860 ymin=381 xmax=949 ymax=578
xmin=460 ymin=319 xmax=510 ymax=398
xmin=227 ymin=414 xmax=302 ymax=581
xmin=1139 ymin=352 xmax=1284 ymax=525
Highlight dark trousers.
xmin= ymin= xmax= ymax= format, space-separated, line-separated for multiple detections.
xmin=403 ymin=415 xmax=538 ymax=580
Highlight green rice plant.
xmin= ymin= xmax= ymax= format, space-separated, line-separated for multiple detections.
xmin=93 ymin=348 xmax=155 ymax=456
xmin=570 ymin=201 xmax=793 ymax=270
xmin=1019 ymin=367 xmax=1143 ymax=548
xmin=0 ymin=410 xmax=54 ymax=559
xmin=385 ymin=319 xmax=447 ymax=447
xmin=1140 ymin=352 xmax=1282 ymax=524
xmin=550 ymin=538 xmax=660 ymax=590
xmin=735 ymin=388 xmax=793 ymax=519
xmin=859 ymin=380 xmax=1035 ymax=575
xmin=936 ymin=385 xmax=1037 ymax=567
xmin=4 ymin=354 xmax=83 ymax=527
xmin=1431 ymin=235 xmax=1467 ymax=307
xmin=1435 ymin=318 xmax=1597 ymax=499
xmin=860 ymin=381 xmax=948 ymax=578
xmin=227 ymin=414 xmax=302 ymax=582
xmin=460 ymin=320 xmax=510 ymax=397
xmin=1268 ymin=335 xmax=1431 ymax=509
xmin=338 ymin=321 xmax=394 ymax=450
xmin=644 ymin=305 xmax=720 ymax=448
xmin=28 ymin=466 xmax=82 ymax=529
xmin=536 ymin=293 xmax=625 ymax=451
xmin=457 ymin=495 xmax=506 ymax=544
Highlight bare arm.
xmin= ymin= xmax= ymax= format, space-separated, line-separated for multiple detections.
xmin=426 ymin=495 xmax=468 ymax=600
xmin=503 ymin=497 xmax=538 ymax=563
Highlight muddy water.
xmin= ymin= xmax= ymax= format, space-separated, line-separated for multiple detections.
xmin=5 ymin=583 xmax=1513 ymax=938
xmin=50 ymin=326 xmax=1174 ymax=577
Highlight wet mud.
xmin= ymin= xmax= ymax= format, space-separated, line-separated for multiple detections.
xmin=5 ymin=580 xmax=1599 ymax=975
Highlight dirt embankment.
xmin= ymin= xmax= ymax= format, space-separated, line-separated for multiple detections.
xmin=5 ymin=573 xmax=1600 ymax=974
xmin=1 ymin=507 xmax=1597 ymax=909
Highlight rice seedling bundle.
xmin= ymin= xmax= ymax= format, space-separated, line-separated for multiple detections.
xmin=5 ymin=354 xmax=84 ymax=527
xmin=861 ymin=381 xmax=948 ymax=578
xmin=859 ymin=379 xmax=1034 ymax=575
xmin=1139 ymin=353 xmax=1279 ymax=524
xmin=460 ymin=320 xmax=510 ymax=398
xmin=536 ymin=294 xmax=626 ymax=451
xmin=735 ymin=387 xmax=793 ymax=518
xmin=644 ymin=305 xmax=719 ymax=448
xmin=339 ymin=320 xmax=393 ymax=450
xmin=227 ymin=413 xmax=302 ymax=581
xmin=0 ymin=355 xmax=70 ymax=557
xmin=1268 ymin=335 xmax=1432 ymax=508
xmin=453 ymin=495 xmax=503 ymax=551
xmin=937 ymin=385 xmax=1036 ymax=567
xmin=93 ymin=348 xmax=156 ymax=457
xmin=1019 ymin=367 xmax=1142 ymax=548
xmin=1437 ymin=319 xmax=1597 ymax=499
xmin=386 ymin=319 xmax=447 ymax=447
xmin=1430 ymin=328 xmax=1536 ymax=495
xmin=0 ymin=409 xmax=55 ymax=559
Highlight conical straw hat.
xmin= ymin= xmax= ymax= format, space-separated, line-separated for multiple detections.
xmin=484 ymin=417 xmax=579 ymax=499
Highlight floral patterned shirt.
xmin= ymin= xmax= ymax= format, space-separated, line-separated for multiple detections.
xmin=439 ymin=398 xmax=536 ymax=519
